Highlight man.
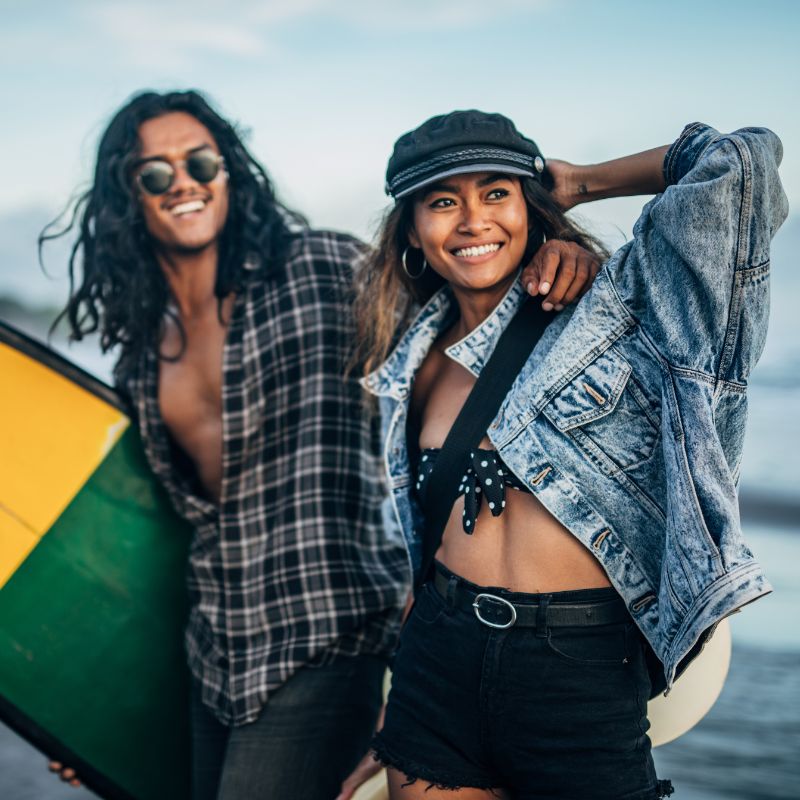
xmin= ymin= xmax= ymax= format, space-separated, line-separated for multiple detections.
xmin=46 ymin=90 xmax=598 ymax=798
xmin=47 ymin=90 xmax=409 ymax=799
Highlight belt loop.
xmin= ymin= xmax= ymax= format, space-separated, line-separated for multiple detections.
xmin=446 ymin=576 xmax=458 ymax=610
xmin=535 ymin=595 xmax=551 ymax=638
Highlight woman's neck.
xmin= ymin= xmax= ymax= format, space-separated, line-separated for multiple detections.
xmin=446 ymin=274 xmax=517 ymax=343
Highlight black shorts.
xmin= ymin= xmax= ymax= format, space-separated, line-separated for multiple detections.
xmin=373 ymin=563 xmax=672 ymax=799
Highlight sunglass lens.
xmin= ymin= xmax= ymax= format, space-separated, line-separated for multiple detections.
xmin=187 ymin=151 xmax=221 ymax=183
xmin=138 ymin=162 xmax=174 ymax=195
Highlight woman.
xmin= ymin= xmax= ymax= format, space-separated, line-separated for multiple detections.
xmin=344 ymin=111 xmax=787 ymax=799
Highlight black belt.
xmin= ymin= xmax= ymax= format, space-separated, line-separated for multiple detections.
xmin=432 ymin=569 xmax=630 ymax=630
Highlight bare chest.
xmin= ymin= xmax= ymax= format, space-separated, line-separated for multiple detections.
xmin=157 ymin=305 xmax=230 ymax=499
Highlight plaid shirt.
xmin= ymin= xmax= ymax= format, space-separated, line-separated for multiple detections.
xmin=123 ymin=229 xmax=409 ymax=726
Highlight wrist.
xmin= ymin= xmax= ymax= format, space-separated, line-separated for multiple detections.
xmin=568 ymin=164 xmax=600 ymax=206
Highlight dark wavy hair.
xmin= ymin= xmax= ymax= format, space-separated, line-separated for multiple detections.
xmin=41 ymin=89 xmax=305 ymax=381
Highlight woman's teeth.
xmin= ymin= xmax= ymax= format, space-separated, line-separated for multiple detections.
xmin=453 ymin=243 xmax=501 ymax=257
xmin=171 ymin=200 xmax=206 ymax=216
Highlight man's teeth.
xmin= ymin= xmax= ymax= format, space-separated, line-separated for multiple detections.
xmin=171 ymin=200 xmax=206 ymax=216
xmin=454 ymin=243 xmax=501 ymax=257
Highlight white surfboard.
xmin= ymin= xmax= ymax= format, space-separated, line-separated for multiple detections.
xmin=648 ymin=617 xmax=731 ymax=747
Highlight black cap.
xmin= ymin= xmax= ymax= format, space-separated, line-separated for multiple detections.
xmin=385 ymin=109 xmax=545 ymax=199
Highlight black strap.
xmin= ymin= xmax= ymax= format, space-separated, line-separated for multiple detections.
xmin=415 ymin=298 xmax=550 ymax=592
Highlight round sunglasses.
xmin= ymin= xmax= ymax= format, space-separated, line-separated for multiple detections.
xmin=135 ymin=150 xmax=225 ymax=196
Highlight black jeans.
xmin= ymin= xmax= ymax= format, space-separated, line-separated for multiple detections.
xmin=191 ymin=652 xmax=385 ymax=800
xmin=374 ymin=566 xmax=672 ymax=799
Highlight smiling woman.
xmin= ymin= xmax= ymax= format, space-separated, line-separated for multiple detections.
xmin=407 ymin=173 xmax=529 ymax=307
xmin=348 ymin=109 xmax=787 ymax=800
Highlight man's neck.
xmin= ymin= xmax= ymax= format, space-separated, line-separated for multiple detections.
xmin=158 ymin=245 xmax=220 ymax=319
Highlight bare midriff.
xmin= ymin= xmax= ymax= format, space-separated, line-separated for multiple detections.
xmin=413 ymin=338 xmax=611 ymax=594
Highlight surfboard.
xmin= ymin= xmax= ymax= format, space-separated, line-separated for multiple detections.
xmin=0 ymin=321 xmax=192 ymax=800
xmin=648 ymin=617 xmax=731 ymax=747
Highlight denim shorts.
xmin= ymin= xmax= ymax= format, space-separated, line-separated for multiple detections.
xmin=373 ymin=564 xmax=672 ymax=799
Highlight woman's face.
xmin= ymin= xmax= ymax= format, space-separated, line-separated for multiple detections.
xmin=408 ymin=171 xmax=528 ymax=296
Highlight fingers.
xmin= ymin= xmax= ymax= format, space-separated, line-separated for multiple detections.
xmin=335 ymin=752 xmax=383 ymax=800
xmin=48 ymin=761 xmax=81 ymax=788
xmin=540 ymin=243 xmax=577 ymax=311
xmin=520 ymin=241 xmax=559 ymax=298
xmin=521 ymin=240 xmax=601 ymax=310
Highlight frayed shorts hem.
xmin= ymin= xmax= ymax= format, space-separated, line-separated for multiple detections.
xmin=372 ymin=734 xmax=499 ymax=792
xmin=616 ymin=779 xmax=675 ymax=800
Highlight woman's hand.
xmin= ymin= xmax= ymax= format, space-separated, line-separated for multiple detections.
xmin=520 ymin=239 xmax=601 ymax=311
xmin=544 ymin=158 xmax=579 ymax=211
xmin=48 ymin=761 xmax=81 ymax=788
xmin=335 ymin=750 xmax=383 ymax=800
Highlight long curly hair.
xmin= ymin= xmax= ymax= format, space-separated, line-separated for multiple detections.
xmin=42 ymin=89 xmax=305 ymax=382
xmin=353 ymin=177 xmax=609 ymax=379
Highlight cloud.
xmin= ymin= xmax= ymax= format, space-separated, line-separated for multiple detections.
xmin=75 ymin=0 xmax=551 ymax=69
xmin=319 ymin=0 xmax=548 ymax=32
xmin=86 ymin=2 xmax=270 ymax=69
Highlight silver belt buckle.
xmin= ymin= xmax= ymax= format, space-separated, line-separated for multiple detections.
xmin=472 ymin=593 xmax=517 ymax=629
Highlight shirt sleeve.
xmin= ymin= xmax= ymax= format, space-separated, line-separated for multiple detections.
xmin=607 ymin=122 xmax=788 ymax=382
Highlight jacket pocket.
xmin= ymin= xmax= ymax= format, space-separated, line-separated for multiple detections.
xmin=543 ymin=347 xmax=661 ymax=472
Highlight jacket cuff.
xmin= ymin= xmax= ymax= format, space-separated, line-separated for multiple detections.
xmin=663 ymin=122 xmax=719 ymax=186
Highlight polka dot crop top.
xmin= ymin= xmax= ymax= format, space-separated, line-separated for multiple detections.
xmin=414 ymin=448 xmax=531 ymax=534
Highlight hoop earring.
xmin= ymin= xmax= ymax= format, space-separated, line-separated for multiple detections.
xmin=402 ymin=247 xmax=428 ymax=279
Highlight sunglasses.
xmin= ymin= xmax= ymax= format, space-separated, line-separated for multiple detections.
xmin=135 ymin=150 xmax=225 ymax=196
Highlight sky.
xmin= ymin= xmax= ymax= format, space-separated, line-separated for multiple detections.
xmin=1 ymin=0 xmax=798 ymax=260
xmin=0 ymin=5 xmax=797 ymax=793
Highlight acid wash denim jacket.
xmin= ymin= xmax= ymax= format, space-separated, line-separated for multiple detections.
xmin=362 ymin=123 xmax=788 ymax=688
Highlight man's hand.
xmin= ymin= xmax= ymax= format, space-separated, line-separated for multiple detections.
xmin=48 ymin=761 xmax=81 ymax=788
xmin=520 ymin=239 xmax=602 ymax=311
xmin=335 ymin=750 xmax=383 ymax=800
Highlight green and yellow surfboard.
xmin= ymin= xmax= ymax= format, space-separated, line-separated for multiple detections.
xmin=0 ymin=321 xmax=191 ymax=800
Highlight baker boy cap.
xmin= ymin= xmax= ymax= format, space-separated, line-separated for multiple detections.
xmin=385 ymin=109 xmax=545 ymax=199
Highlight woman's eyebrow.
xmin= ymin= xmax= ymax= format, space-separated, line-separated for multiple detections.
xmin=476 ymin=172 xmax=513 ymax=187
xmin=420 ymin=172 xmax=513 ymax=199
xmin=424 ymin=181 xmax=460 ymax=196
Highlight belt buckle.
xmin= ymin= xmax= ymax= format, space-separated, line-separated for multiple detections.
xmin=472 ymin=593 xmax=517 ymax=629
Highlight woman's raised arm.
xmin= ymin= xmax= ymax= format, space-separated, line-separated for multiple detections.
xmin=546 ymin=146 xmax=669 ymax=211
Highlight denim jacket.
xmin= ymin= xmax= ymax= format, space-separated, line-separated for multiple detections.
xmin=363 ymin=123 xmax=788 ymax=687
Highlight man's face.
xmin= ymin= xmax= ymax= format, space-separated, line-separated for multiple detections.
xmin=134 ymin=111 xmax=229 ymax=255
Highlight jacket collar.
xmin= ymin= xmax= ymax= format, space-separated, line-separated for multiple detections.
xmin=362 ymin=276 xmax=526 ymax=399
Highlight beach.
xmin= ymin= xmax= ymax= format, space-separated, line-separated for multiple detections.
xmin=2 ymin=522 xmax=797 ymax=800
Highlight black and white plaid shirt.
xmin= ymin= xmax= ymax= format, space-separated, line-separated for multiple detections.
xmin=123 ymin=229 xmax=409 ymax=726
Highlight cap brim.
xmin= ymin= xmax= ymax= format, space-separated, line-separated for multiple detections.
xmin=392 ymin=163 xmax=536 ymax=199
